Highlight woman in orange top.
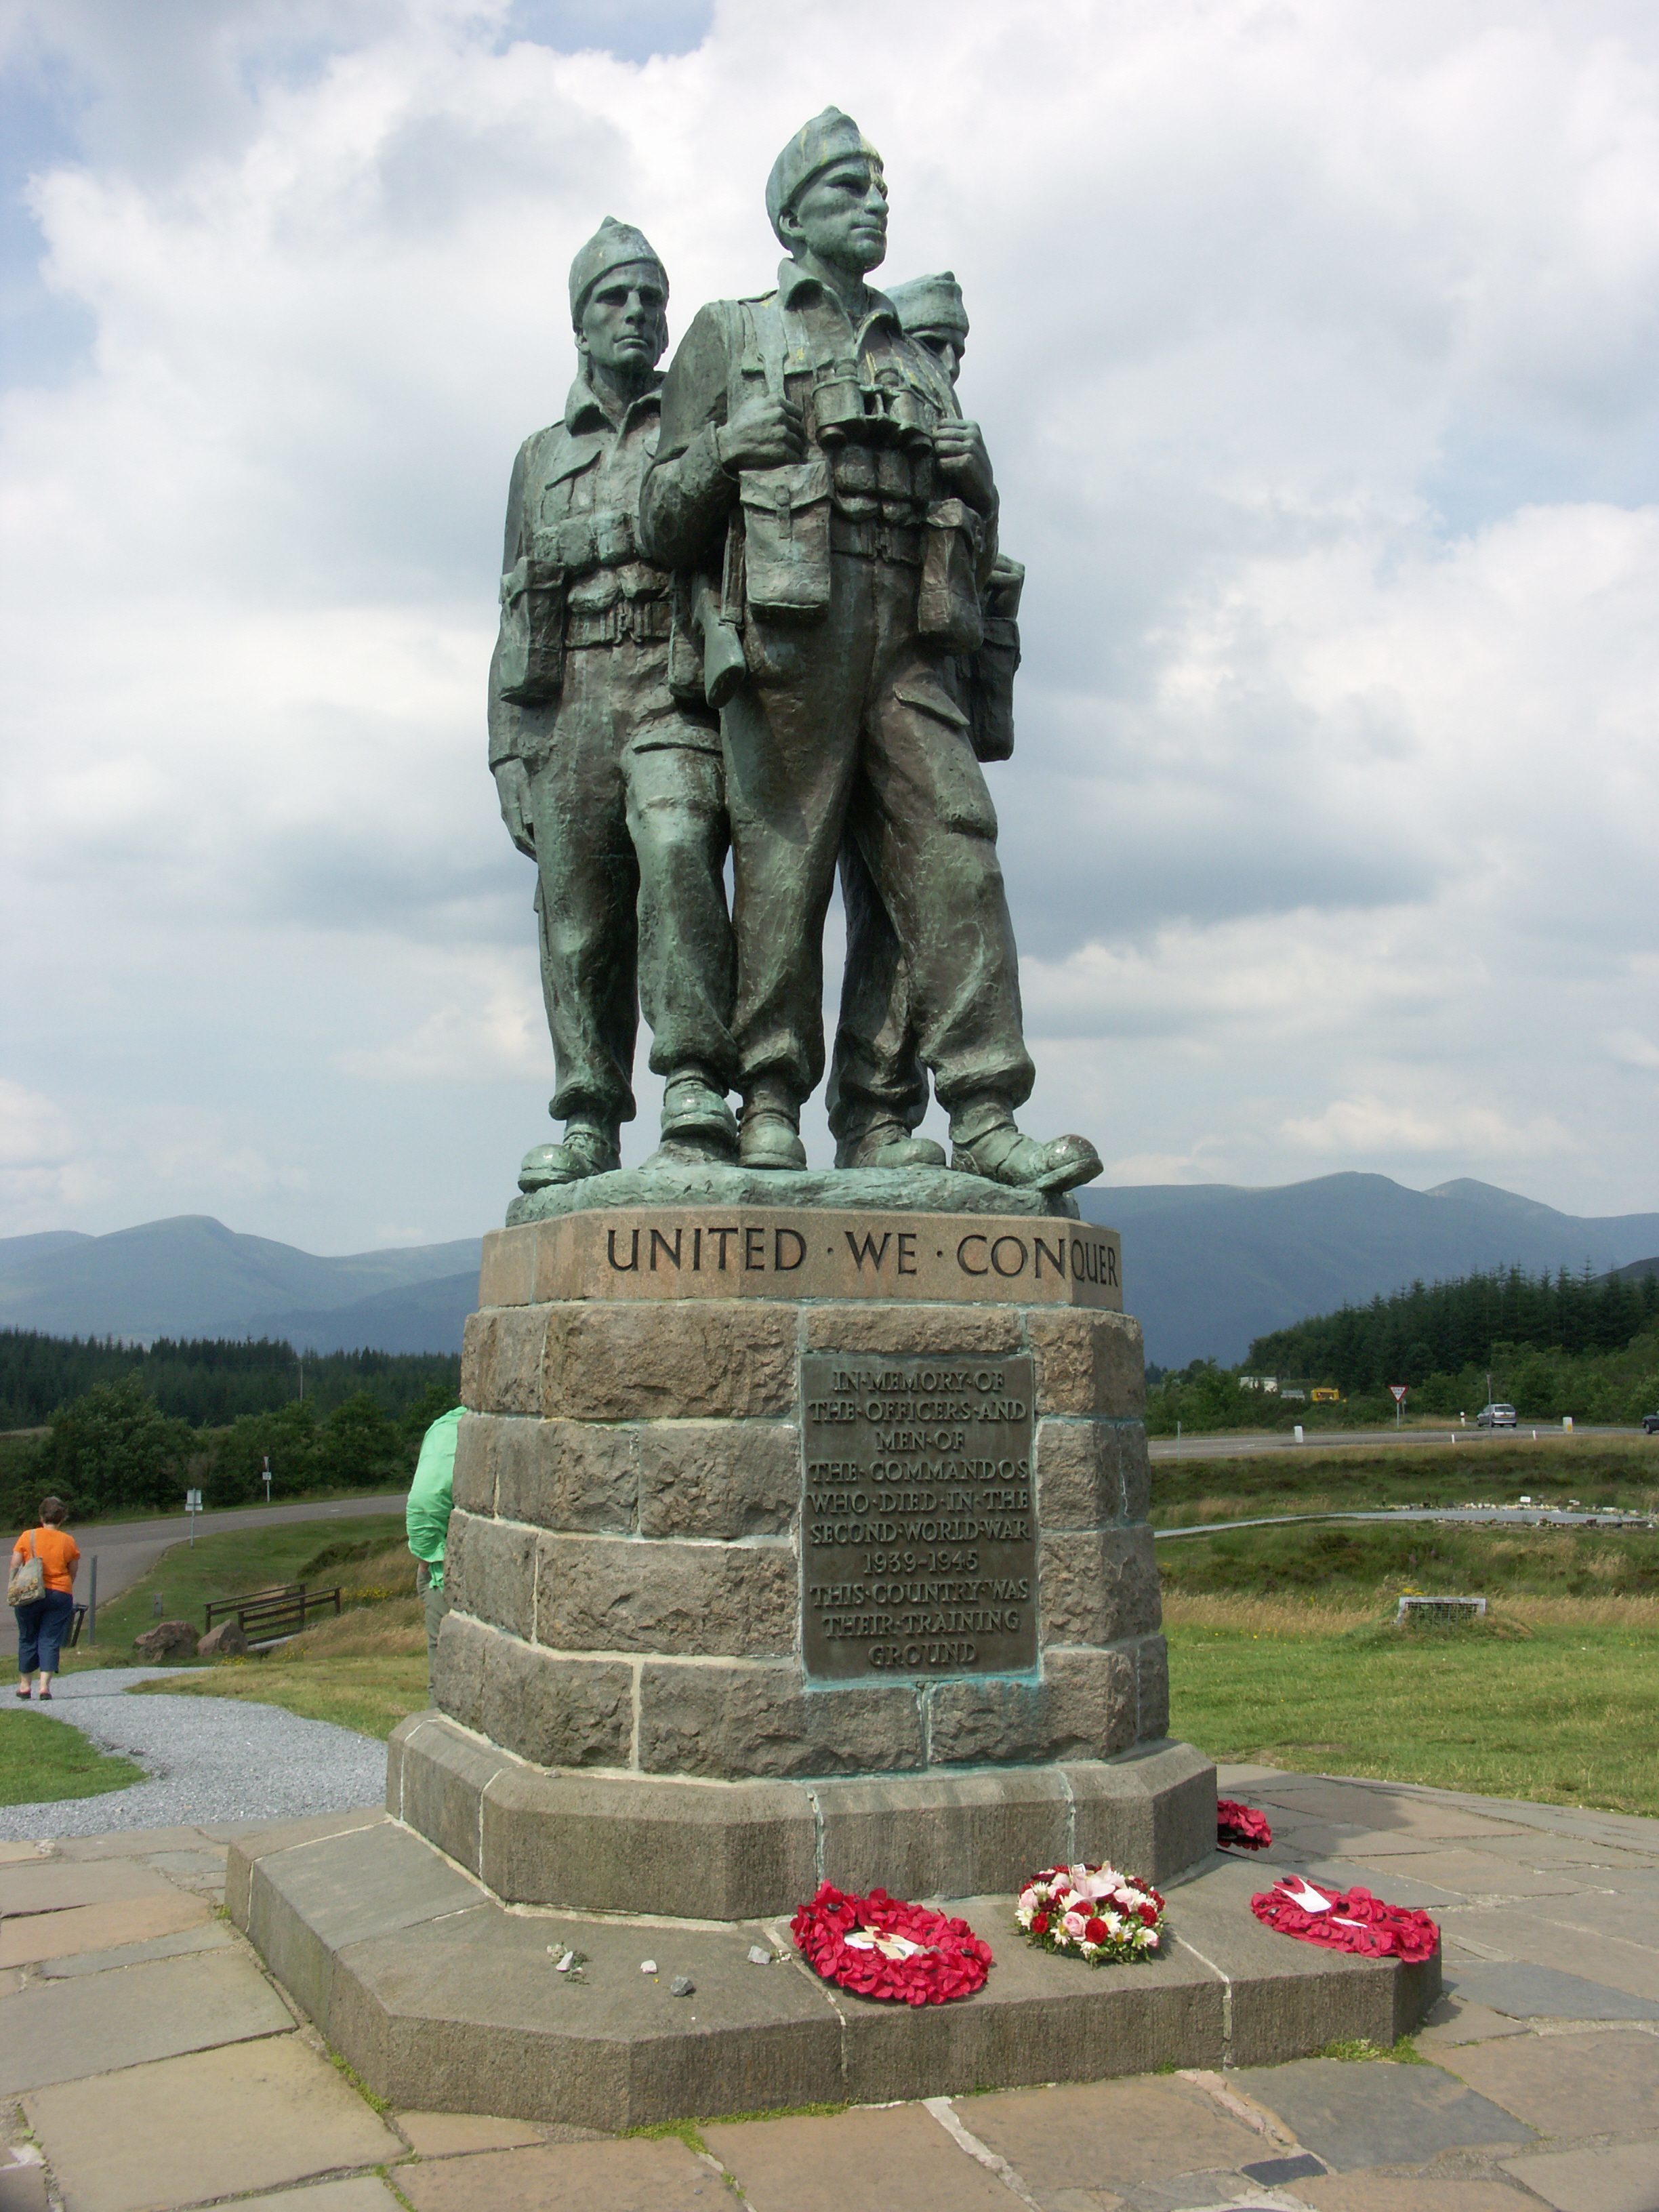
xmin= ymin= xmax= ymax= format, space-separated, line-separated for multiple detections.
xmin=12 ymin=1496 xmax=79 ymax=1701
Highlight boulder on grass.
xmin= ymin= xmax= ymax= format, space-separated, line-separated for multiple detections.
xmin=197 ymin=1619 xmax=247 ymax=1659
xmin=134 ymin=1620 xmax=199 ymax=1660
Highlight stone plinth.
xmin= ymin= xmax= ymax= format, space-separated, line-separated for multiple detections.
xmin=407 ymin=1193 xmax=1182 ymax=1908
xmin=232 ymin=1190 xmax=1439 ymax=2125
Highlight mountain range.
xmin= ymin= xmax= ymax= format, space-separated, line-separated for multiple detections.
xmin=1075 ymin=1174 xmax=1659 ymax=1367
xmin=3 ymin=1175 xmax=1657 ymax=1370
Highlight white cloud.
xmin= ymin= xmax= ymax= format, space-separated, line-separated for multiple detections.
xmin=4 ymin=0 xmax=1659 ymax=1246
xmin=1281 ymin=1095 xmax=1570 ymax=1158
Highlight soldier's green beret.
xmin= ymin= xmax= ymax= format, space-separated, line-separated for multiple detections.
xmin=888 ymin=271 xmax=968 ymax=340
xmin=765 ymin=108 xmax=883 ymax=243
xmin=568 ymin=216 xmax=666 ymax=327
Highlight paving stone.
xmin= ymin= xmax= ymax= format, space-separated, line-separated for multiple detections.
xmin=1296 ymin=2179 xmax=1549 ymax=2209
xmin=956 ymin=2074 xmax=1269 ymax=2193
xmin=0 ymin=1970 xmax=21 ymax=1999
xmin=1355 ymin=1847 xmax=1589 ymax=1897
xmin=1532 ymin=1891 xmax=1659 ymax=1952
xmin=396 ymin=2136 xmax=722 ymax=2210
xmin=396 ymin=2111 xmax=549 ymax=2156
xmin=0 ymin=1860 xmax=176 ymax=1915
xmin=54 ymin=1826 xmax=213 ymax=1860
xmin=229 ymin=2184 xmax=403 ymax=2211
xmin=1435 ymin=1961 xmax=1658 ymax=2024
xmin=1230 ymin=2055 xmax=1533 ymax=2169
xmin=1414 ymin=1992 xmax=1530 ymax=2045
xmin=1501 ymin=2139 xmax=1659 ymax=2212
xmin=0 ymin=2161 xmax=49 ymax=2212
xmin=1444 ymin=1910 xmax=1659 ymax=2003
xmin=140 ymin=1848 xmax=227 ymax=1879
xmin=1467 ymin=1835 xmax=1659 ymax=1872
xmin=36 ymin=1922 xmax=236 ymax=1977
xmin=1441 ymin=2028 xmax=1659 ymax=2137
xmin=24 ymin=2034 xmax=401 ymax=2212
xmin=0 ymin=1843 xmax=44 ymax=1864
xmin=0 ymin=1949 xmax=293 ymax=2093
xmin=0 ymin=1890 xmax=211 ymax=1967
xmin=1251 ymin=1782 xmax=1523 ymax=1840
xmin=705 ymin=2104 xmax=1019 ymax=2211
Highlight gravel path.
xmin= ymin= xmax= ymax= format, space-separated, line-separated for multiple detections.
xmin=1 ymin=1668 xmax=387 ymax=1838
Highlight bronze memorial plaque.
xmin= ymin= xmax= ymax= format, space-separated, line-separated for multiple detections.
xmin=800 ymin=1352 xmax=1038 ymax=1682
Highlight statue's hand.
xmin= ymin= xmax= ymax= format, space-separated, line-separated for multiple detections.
xmin=933 ymin=417 xmax=996 ymax=512
xmin=495 ymin=762 xmax=535 ymax=858
xmin=716 ymin=394 xmax=806 ymax=473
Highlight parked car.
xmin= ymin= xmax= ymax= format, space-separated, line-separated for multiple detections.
xmin=1477 ymin=1402 xmax=1518 ymax=1427
xmin=1643 ymin=1411 xmax=1659 ymax=1435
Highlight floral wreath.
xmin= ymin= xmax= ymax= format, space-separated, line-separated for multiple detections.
xmin=1251 ymin=1876 xmax=1439 ymax=1963
xmin=1015 ymin=1862 xmax=1166 ymax=1964
xmin=790 ymin=1883 xmax=992 ymax=2005
xmin=1217 ymin=1799 xmax=1273 ymax=1851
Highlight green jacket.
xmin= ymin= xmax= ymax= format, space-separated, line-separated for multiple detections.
xmin=406 ymin=1406 xmax=463 ymax=1591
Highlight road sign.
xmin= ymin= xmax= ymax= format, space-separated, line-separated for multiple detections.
xmin=186 ymin=1488 xmax=203 ymax=1544
xmin=1389 ymin=1386 xmax=1408 ymax=1402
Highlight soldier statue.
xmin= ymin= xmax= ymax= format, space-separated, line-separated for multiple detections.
xmin=825 ymin=270 xmax=1029 ymax=1172
xmin=640 ymin=110 xmax=1098 ymax=1193
xmin=489 ymin=220 xmax=737 ymax=1192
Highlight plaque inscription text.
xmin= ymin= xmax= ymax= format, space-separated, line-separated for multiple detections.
xmin=800 ymin=1352 xmax=1038 ymax=1682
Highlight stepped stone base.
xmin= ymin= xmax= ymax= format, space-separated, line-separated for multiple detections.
xmin=390 ymin=1713 xmax=1216 ymax=1919
xmin=227 ymin=1814 xmax=1440 ymax=2131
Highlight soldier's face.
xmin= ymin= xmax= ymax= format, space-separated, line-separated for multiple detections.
xmin=783 ymin=157 xmax=888 ymax=275
xmin=912 ymin=327 xmax=964 ymax=385
xmin=579 ymin=263 xmax=669 ymax=379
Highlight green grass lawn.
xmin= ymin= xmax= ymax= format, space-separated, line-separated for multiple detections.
xmin=68 ymin=1514 xmax=408 ymax=1668
xmin=1158 ymin=1517 xmax=1659 ymax=1601
xmin=1168 ymin=1603 xmax=1659 ymax=1817
xmin=0 ymin=1708 xmax=145 ymax=1807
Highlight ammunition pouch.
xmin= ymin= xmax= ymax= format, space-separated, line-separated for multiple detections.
xmin=966 ymin=556 xmax=1024 ymax=763
xmin=497 ymin=555 xmax=567 ymax=706
xmin=530 ymin=506 xmax=638 ymax=574
xmin=563 ymin=598 xmax=674 ymax=649
xmin=918 ymin=498 xmax=986 ymax=653
xmin=740 ymin=458 xmax=832 ymax=618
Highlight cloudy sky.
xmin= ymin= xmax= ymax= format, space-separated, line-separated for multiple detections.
xmin=3 ymin=0 xmax=1658 ymax=1255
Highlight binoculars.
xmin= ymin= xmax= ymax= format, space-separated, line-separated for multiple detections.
xmin=811 ymin=371 xmax=932 ymax=453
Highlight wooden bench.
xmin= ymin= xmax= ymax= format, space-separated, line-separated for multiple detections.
xmin=203 ymin=1582 xmax=342 ymax=1645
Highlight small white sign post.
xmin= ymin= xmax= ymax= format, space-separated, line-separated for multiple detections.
xmin=186 ymin=1488 xmax=203 ymax=1545
xmin=262 ymin=1456 xmax=273 ymax=1504
xmin=1390 ymin=1384 xmax=1408 ymax=1429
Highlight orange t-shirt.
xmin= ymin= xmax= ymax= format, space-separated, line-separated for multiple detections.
xmin=12 ymin=1528 xmax=79 ymax=1595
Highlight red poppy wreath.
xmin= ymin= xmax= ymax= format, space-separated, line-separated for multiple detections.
xmin=1251 ymin=1876 xmax=1439 ymax=1963
xmin=790 ymin=1883 xmax=993 ymax=2005
xmin=1217 ymin=1799 xmax=1273 ymax=1851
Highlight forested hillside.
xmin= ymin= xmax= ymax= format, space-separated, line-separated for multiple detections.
xmin=1248 ymin=1265 xmax=1659 ymax=1393
xmin=0 ymin=1330 xmax=461 ymax=1528
xmin=0 ymin=1330 xmax=458 ymax=1429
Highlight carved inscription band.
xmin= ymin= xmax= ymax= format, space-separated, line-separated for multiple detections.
xmin=480 ymin=1207 xmax=1122 ymax=1309
xmin=800 ymin=1352 xmax=1038 ymax=1683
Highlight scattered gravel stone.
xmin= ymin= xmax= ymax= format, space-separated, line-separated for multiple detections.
xmin=0 ymin=1667 xmax=386 ymax=1838
xmin=670 ymin=1975 xmax=695 ymax=1997
xmin=747 ymin=1944 xmax=774 ymax=1965
xmin=639 ymin=1958 xmax=657 ymax=1975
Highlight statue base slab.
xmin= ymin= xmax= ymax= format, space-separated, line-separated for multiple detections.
xmin=506 ymin=1160 xmax=1082 ymax=1226
xmin=228 ymin=1812 xmax=1439 ymax=2129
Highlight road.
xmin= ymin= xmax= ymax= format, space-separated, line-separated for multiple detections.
xmin=69 ymin=1492 xmax=409 ymax=1607
xmin=1148 ymin=1422 xmax=1645 ymax=1462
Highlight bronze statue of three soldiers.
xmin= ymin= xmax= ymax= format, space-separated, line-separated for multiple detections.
xmin=489 ymin=110 xmax=1099 ymax=1200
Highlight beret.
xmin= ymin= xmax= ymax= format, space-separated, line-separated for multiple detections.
xmin=888 ymin=270 xmax=968 ymax=340
xmin=765 ymin=108 xmax=882 ymax=244
xmin=569 ymin=216 xmax=666 ymax=325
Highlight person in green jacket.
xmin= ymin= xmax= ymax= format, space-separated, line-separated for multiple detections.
xmin=407 ymin=1405 xmax=463 ymax=1690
